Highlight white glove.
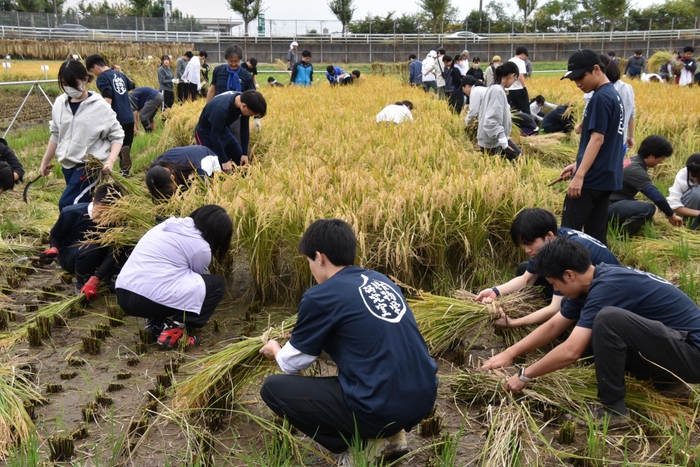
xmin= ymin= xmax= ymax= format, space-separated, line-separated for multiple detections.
xmin=254 ymin=119 xmax=262 ymax=132
xmin=197 ymin=83 xmax=202 ymax=91
xmin=182 ymin=78 xmax=189 ymax=84
xmin=498 ymin=137 xmax=509 ymax=149
xmin=623 ymin=74 xmax=627 ymax=78
xmin=255 ymin=83 xmax=260 ymax=89
xmin=172 ymin=78 xmax=179 ymax=84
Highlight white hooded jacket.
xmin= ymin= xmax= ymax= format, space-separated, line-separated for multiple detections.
xmin=49 ymin=92 xmax=124 ymax=169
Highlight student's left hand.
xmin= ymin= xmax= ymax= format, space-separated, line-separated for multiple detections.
xmin=567 ymin=176 xmax=584 ymax=199
xmin=481 ymin=351 xmax=513 ymax=370
xmin=240 ymin=155 xmax=249 ymax=166
xmin=626 ymin=137 xmax=635 ymax=149
xmin=102 ymin=160 xmax=114 ymax=175
xmin=254 ymin=119 xmax=262 ymax=132
xmin=80 ymin=276 xmax=100 ymax=301
xmin=260 ymin=339 xmax=282 ymax=359
xmin=505 ymin=373 xmax=528 ymax=393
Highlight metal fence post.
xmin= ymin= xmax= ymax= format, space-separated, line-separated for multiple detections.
xmin=369 ymin=21 xmax=372 ymax=62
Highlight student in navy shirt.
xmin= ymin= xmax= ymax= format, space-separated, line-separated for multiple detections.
xmin=146 ymin=146 xmax=221 ymax=199
xmin=41 ymin=183 xmax=128 ymax=299
xmin=85 ymin=54 xmax=135 ymax=175
xmin=476 ymin=208 xmax=619 ymax=328
xmin=560 ymin=49 xmax=625 ymax=245
xmin=129 ymin=87 xmax=164 ymax=133
xmin=408 ymin=54 xmax=423 ymax=86
xmin=194 ymin=90 xmax=266 ymax=171
xmin=483 ymin=237 xmax=700 ymax=425
xmin=260 ymin=219 xmax=438 ymax=464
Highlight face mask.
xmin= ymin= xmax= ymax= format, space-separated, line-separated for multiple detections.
xmin=64 ymin=82 xmax=85 ymax=99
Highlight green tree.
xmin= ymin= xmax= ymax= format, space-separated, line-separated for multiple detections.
xmin=417 ymin=0 xmax=458 ymax=33
xmin=532 ymin=0 xmax=579 ymax=31
xmin=516 ymin=0 xmax=538 ymax=32
xmin=595 ymin=0 xmax=628 ymax=31
xmin=328 ymin=0 xmax=355 ymax=35
xmin=349 ymin=12 xmax=425 ymax=34
xmin=228 ymin=0 xmax=263 ymax=36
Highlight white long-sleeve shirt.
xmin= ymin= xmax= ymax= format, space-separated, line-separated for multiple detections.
xmin=529 ymin=100 xmax=557 ymax=122
xmin=465 ymin=86 xmax=488 ymax=125
xmin=667 ymin=167 xmax=699 ymax=210
xmin=181 ymin=57 xmax=201 ymax=87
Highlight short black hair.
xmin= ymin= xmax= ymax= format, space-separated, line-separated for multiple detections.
xmin=240 ymin=89 xmax=267 ymax=117
xmin=85 ymin=54 xmax=107 ymax=70
xmin=473 ymin=56 xmax=480 ymax=63
xmin=267 ymin=76 xmax=275 ymax=83
xmin=326 ymin=65 xmax=336 ymax=74
xmin=686 ymin=153 xmax=700 ymax=179
xmin=351 ymin=70 xmax=361 ymax=78
xmin=58 ymin=59 xmax=93 ymax=93
xmin=515 ymin=46 xmax=528 ymax=56
xmin=189 ymin=205 xmax=233 ymax=262
xmin=184 ymin=51 xmax=194 ymax=59
xmin=443 ymin=54 xmax=453 ymax=65
xmin=534 ymin=95 xmax=545 ymax=104
xmin=297 ymin=218 xmax=356 ymax=266
xmin=608 ymin=51 xmax=616 ymax=57
xmin=224 ymin=45 xmax=244 ymax=60
xmin=533 ymin=237 xmax=592 ymax=281
xmin=93 ymin=182 xmax=124 ymax=205
xmin=402 ymin=100 xmax=413 ymax=110
xmin=638 ymin=135 xmax=673 ymax=159
xmin=684 ymin=45 xmax=695 ymax=54
xmin=199 ymin=51 xmax=208 ymax=58
xmin=301 ymin=50 xmax=312 ymax=58
xmin=0 ymin=161 xmax=13 ymax=191
xmin=409 ymin=54 xmax=417 ymax=60
xmin=634 ymin=49 xmax=643 ymax=55
xmin=248 ymin=57 xmax=258 ymax=66
xmin=437 ymin=48 xmax=446 ymax=55
xmin=598 ymin=54 xmax=618 ymax=83
xmin=510 ymin=208 xmax=558 ymax=246
xmin=146 ymin=165 xmax=177 ymax=199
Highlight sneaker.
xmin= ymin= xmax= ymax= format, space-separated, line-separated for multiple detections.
xmin=655 ymin=382 xmax=691 ymax=400
xmin=157 ymin=321 xmax=200 ymax=348
xmin=145 ymin=318 xmax=166 ymax=338
xmin=573 ymin=406 xmax=632 ymax=430
xmin=365 ymin=430 xmax=409 ymax=461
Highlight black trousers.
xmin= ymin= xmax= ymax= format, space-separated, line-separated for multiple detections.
xmin=561 ymin=189 xmax=612 ymax=246
xmin=515 ymin=261 xmax=554 ymax=299
xmin=187 ymin=83 xmax=199 ymax=101
xmin=260 ymin=375 xmax=430 ymax=454
xmin=607 ymin=200 xmax=656 ymax=236
xmin=58 ymin=244 xmax=129 ymax=286
xmin=507 ymin=87 xmax=530 ymax=114
xmin=163 ymin=90 xmax=174 ymax=109
xmin=177 ymin=82 xmax=188 ymax=102
xmin=591 ymin=307 xmax=700 ymax=407
xmin=481 ymin=140 xmax=522 ymax=161
xmin=115 ymin=274 xmax=225 ymax=328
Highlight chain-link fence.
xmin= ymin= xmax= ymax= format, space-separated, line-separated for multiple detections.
xmin=0 ymin=11 xmax=203 ymax=32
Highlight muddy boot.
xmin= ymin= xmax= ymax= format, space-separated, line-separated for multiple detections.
xmin=120 ymin=146 xmax=132 ymax=176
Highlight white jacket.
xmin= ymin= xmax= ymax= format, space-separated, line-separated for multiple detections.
xmin=465 ymin=86 xmax=488 ymax=125
xmin=49 ymin=92 xmax=124 ymax=169
xmin=182 ymin=58 xmax=201 ymax=86
xmin=667 ymin=167 xmax=699 ymax=210
xmin=116 ymin=217 xmax=211 ymax=313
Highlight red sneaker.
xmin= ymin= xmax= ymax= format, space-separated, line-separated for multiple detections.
xmin=157 ymin=326 xmax=200 ymax=348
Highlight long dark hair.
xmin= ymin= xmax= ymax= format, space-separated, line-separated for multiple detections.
xmin=146 ymin=161 xmax=196 ymax=199
xmin=494 ymin=61 xmax=519 ymax=85
xmin=189 ymin=205 xmax=233 ymax=262
xmin=58 ymin=59 xmax=93 ymax=93
xmin=686 ymin=153 xmax=700 ymax=187
xmin=598 ymin=54 xmax=618 ymax=83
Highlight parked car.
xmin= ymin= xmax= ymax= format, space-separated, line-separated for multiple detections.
xmin=446 ymin=31 xmax=485 ymax=41
xmin=52 ymin=24 xmax=90 ymax=38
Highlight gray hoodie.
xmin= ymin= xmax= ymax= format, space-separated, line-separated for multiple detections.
xmin=477 ymin=84 xmax=511 ymax=149
xmin=158 ymin=65 xmax=174 ymax=92
xmin=49 ymin=92 xmax=124 ymax=169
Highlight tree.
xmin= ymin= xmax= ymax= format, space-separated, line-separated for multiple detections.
xmin=516 ymin=0 xmax=538 ymax=32
xmin=595 ymin=0 xmax=628 ymax=31
xmin=328 ymin=0 xmax=355 ymax=35
xmin=128 ymin=0 xmax=149 ymax=29
xmin=228 ymin=0 xmax=263 ymax=36
xmin=532 ymin=0 xmax=580 ymax=32
xmin=349 ymin=12 xmax=425 ymax=34
xmin=417 ymin=0 xmax=458 ymax=33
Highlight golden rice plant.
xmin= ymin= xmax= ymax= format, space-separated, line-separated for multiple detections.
xmin=647 ymin=51 xmax=674 ymax=77
xmin=0 ymin=357 xmax=43 ymax=459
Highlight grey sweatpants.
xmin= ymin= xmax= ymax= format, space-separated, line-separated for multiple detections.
xmin=139 ymin=92 xmax=164 ymax=130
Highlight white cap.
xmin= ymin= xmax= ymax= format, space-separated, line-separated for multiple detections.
xmin=429 ymin=50 xmax=437 ymax=58
xmin=291 ymin=41 xmax=298 ymax=47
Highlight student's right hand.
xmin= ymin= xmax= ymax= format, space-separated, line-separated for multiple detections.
xmin=39 ymin=247 xmax=59 ymax=264
xmin=481 ymin=351 xmax=513 ymax=371
xmin=669 ymin=214 xmax=684 ymax=227
xmin=475 ymin=288 xmax=497 ymax=302
xmin=39 ymin=162 xmax=52 ymax=177
xmin=560 ymin=163 xmax=576 ymax=180
xmin=240 ymin=155 xmax=249 ymax=166
xmin=221 ymin=161 xmax=233 ymax=172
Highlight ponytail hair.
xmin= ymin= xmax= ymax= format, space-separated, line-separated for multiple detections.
xmin=686 ymin=153 xmax=700 ymax=185
xmin=598 ymin=54 xmax=617 ymax=82
xmin=494 ymin=61 xmax=520 ymax=84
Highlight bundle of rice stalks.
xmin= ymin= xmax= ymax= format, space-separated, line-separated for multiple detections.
xmin=172 ymin=316 xmax=297 ymax=412
xmin=478 ymin=401 xmax=534 ymax=467
xmin=453 ymin=366 xmax=695 ymax=429
xmin=0 ymin=295 xmax=83 ymax=350
xmin=0 ymin=357 xmax=43 ymax=459
xmin=647 ymin=51 xmax=674 ymax=77
xmin=624 ymin=229 xmax=700 ymax=265
xmin=0 ymin=237 xmax=37 ymax=260
xmin=518 ymin=132 xmax=578 ymax=167
xmin=408 ymin=289 xmax=546 ymax=355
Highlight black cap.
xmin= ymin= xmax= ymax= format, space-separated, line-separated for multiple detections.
xmin=461 ymin=75 xmax=477 ymax=87
xmin=561 ymin=49 xmax=600 ymax=80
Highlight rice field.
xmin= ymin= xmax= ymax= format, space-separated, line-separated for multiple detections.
xmin=1 ymin=62 xmax=700 ymax=466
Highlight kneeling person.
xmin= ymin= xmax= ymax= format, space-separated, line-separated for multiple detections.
xmin=476 ymin=208 xmax=619 ymax=328
xmin=259 ymin=219 xmax=438 ymax=463
xmin=483 ymin=237 xmax=700 ymax=423
xmin=43 ymin=183 xmax=127 ymax=298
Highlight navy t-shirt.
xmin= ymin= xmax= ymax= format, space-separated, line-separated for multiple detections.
xmin=129 ymin=87 xmax=159 ymax=111
xmin=211 ymin=64 xmax=256 ymax=95
xmin=194 ymin=91 xmax=249 ymax=162
xmin=289 ymin=266 xmax=438 ymax=421
xmin=96 ymin=69 xmax=135 ymax=124
xmin=577 ymin=82 xmax=624 ymax=191
xmin=561 ymin=263 xmax=700 ymax=347
xmin=526 ymin=228 xmax=619 ymax=296
xmin=153 ymin=146 xmax=218 ymax=177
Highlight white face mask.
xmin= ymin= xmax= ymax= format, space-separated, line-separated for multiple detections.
xmin=64 ymin=82 xmax=85 ymax=99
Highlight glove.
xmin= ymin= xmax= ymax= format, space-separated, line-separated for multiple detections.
xmin=623 ymin=74 xmax=627 ymax=78
xmin=182 ymin=78 xmax=189 ymax=84
xmin=172 ymin=78 xmax=179 ymax=84
xmin=498 ymin=137 xmax=509 ymax=149
xmin=197 ymin=83 xmax=202 ymax=91
xmin=255 ymin=83 xmax=260 ymax=89
xmin=80 ymin=276 xmax=100 ymax=301
xmin=254 ymin=119 xmax=262 ymax=132
xmin=39 ymin=247 xmax=59 ymax=264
